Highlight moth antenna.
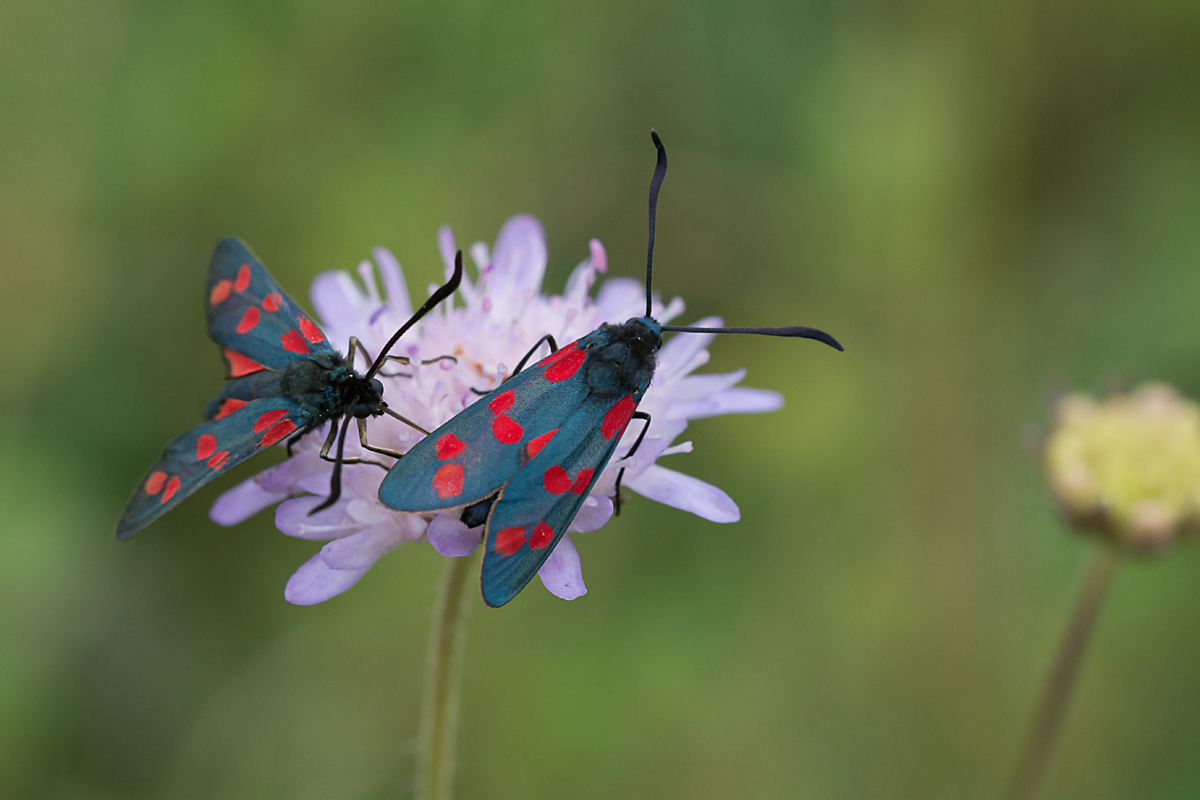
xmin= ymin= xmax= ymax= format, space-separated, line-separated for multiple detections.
xmin=365 ymin=250 xmax=464 ymax=380
xmin=646 ymin=129 xmax=667 ymax=318
xmin=660 ymin=324 xmax=844 ymax=352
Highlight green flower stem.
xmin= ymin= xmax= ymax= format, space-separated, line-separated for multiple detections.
xmin=416 ymin=552 xmax=476 ymax=800
xmin=1005 ymin=546 xmax=1118 ymax=800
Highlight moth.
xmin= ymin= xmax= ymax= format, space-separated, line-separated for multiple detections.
xmin=378 ymin=131 xmax=843 ymax=607
xmin=116 ymin=239 xmax=462 ymax=539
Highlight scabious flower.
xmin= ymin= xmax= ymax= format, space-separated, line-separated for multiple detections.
xmin=210 ymin=216 xmax=785 ymax=604
xmin=1045 ymin=382 xmax=1200 ymax=552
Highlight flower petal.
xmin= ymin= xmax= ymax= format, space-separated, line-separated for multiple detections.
xmin=372 ymin=247 xmax=413 ymax=319
xmin=669 ymin=370 xmax=747 ymax=400
xmin=594 ymin=277 xmax=646 ymax=320
xmin=538 ymin=534 xmax=586 ymax=600
xmin=488 ymin=215 xmax=547 ymax=310
xmin=209 ymin=477 xmax=289 ymax=526
xmin=426 ymin=513 xmax=481 ymax=556
xmin=657 ymin=316 xmax=721 ymax=378
xmin=275 ymin=497 xmax=363 ymax=540
xmin=256 ymin=451 xmax=326 ymax=492
xmin=320 ymin=520 xmax=408 ymax=570
xmin=569 ymin=495 xmax=613 ymax=533
xmin=669 ymin=388 xmax=783 ymax=419
xmin=284 ymin=553 xmax=370 ymax=605
xmin=626 ymin=465 xmax=740 ymax=523
xmin=310 ymin=271 xmax=370 ymax=335
xmin=438 ymin=225 xmax=457 ymax=272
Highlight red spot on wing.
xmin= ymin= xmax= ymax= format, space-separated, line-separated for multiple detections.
xmin=262 ymin=293 xmax=281 ymax=312
xmin=543 ymin=465 xmax=571 ymax=494
xmin=571 ymin=468 xmax=594 ymax=495
xmin=433 ymin=464 xmax=464 ymax=499
xmin=208 ymin=451 xmax=230 ymax=470
xmin=492 ymin=414 xmax=524 ymax=444
xmin=209 ymin=280 xmax=232 ymax=305
xmin=495 ymin=526 xmax=526 ymax=556
xmin=161 ymin=476 xmax=182 ymax=504
xmin=144 ymin=471 xmax=167 ymax=495
xmin=489 ymin=390 xmax=515 ymax=414
xmin=260 ymin=418 xmax=297 ymax=447
xmin=280 ymin=329 xmax=308 ymax=353
xmin=196 ymin=434 xmax=217 ymax=461
xmin=436 ymin=434 xmax=466 ymax=460
xmin=235 ymin=264 xmax=252 ymax=293
xmin=236 ymin=306 xmax=260 ymax=334
xmin=526 ymin=428 xmax=557 ymax=458
xmin=528 ymin=522 xmax=554 ymax=550
xmin=602 ymin=395 xmax=636 ymax=439
xmin=538 ymin=341 xmax=578 ymax=367
xmin=214 ymin=398 xmax=249 ymax=419
xmin=544 ymin=348 xmax=586 ymax=382
xmin=224 ymin=349 xmax=264 ymax=377
xmin=254 ymin=408 xmax=290 ymax=433
xmin=298 ymin=319 xmax=325 ymax=344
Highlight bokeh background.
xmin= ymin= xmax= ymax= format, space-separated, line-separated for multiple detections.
xmin=4 ymin=1 xmax=1200 ymax=798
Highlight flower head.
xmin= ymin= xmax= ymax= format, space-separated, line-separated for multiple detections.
xmin=211 ymin=216 xmax=786 ymax=604
xmin=1045 ymin=382 xmax=1200 ymax=552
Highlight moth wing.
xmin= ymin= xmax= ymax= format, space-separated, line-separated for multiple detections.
xmin=378 ymin=336 xmax=597 ymax=512
xmin=116 ymin=398 xmax=310 ymax=539
xmin=206 ymin=238 xmax=333 ymax=377
xmin=479 ymin=391 xmax=641 ymax=607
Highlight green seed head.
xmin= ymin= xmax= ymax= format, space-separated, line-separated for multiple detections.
xmin=1045 ymin=383 xmax=1200 ymax=552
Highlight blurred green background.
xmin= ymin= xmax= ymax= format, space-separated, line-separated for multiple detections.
xmin=3 ymin=1 xmax=1200 ymax=798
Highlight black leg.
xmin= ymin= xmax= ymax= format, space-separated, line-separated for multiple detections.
xmin=468 ymin=334 xmax=560 ymax=395
xmin=380 ymin=403 xmax=429 ymax=435
xmin=286 ymin=423 xmax=317 ymax=458
xmin=353 ymin=418 xmax=404 ymax=470
xmin=614 ymin=412 xmax=651 ymax=517
xmin=511 ymin=334 xmax=558 ymax=376
xmin=347 ymin=337 xmax=375 ymax=371
xmin=311 ymin=416 xmax=353 ymax=514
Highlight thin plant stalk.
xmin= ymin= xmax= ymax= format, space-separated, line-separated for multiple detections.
xmin=1005 ymin=545 xmax=1118 ymax=800
xmin=416 ymin=552 xmax=476 ymax=800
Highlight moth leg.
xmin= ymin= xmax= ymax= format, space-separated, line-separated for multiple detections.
xmin=347 ymin=337 xmax=377 ymax=371
xmin=614 ymin=412 xmax=652 ymax=517
xmin=312 ymin=417 xmax=353 ymax=514
xmin=286 ymin=422 xmax=319 ymax=458
xmin=315 ymin=422 xmax=339 ymax=460
xmin=378 ymin=354 xmax=455 ymax=378
xmin=510 ymin=334 xmax=558 ymax=377
xmin=380 ymin=404 xmax=429 ymax=435
xmin=467 ymin=335 xmax=559 ymax=395
xmin=355 ymin=418 xmax=405 ymax=470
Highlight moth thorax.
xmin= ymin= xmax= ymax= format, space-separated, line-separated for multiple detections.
xmin=586 ymin=318 xmax=661 ymax=395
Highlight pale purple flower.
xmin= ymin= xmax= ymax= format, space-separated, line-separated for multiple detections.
xmin=211 ymin=216 xmax=784 ymax=605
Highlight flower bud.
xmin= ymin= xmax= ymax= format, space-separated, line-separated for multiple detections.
xmin=1044 ymin=383 xmax=1200 ymax=552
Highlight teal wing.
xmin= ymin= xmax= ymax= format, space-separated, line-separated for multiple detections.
xmin=377 ymin=336 xmax=598 ymax=512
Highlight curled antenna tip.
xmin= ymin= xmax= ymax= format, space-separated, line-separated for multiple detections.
xmin=651 ymin=129 xmax=663 ymax=148
xmin=660 ymin=324 xmax=844 ymax=352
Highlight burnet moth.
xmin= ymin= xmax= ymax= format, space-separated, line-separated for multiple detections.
xmin=116 ymin=238 xmax=463 ymax=540
xmin=378 ymin=131 xmax=843 ymax=607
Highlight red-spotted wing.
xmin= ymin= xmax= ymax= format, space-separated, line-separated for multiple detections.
xmin=116 ymin=399 xmax=308 ymax=539
xmin=377 ymin=337 xmax=597 ymax=512
xmin=206 ymin=238 xmax=333 ymax=377
xmin=477 ymin=390 xmax=639 ymax=606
